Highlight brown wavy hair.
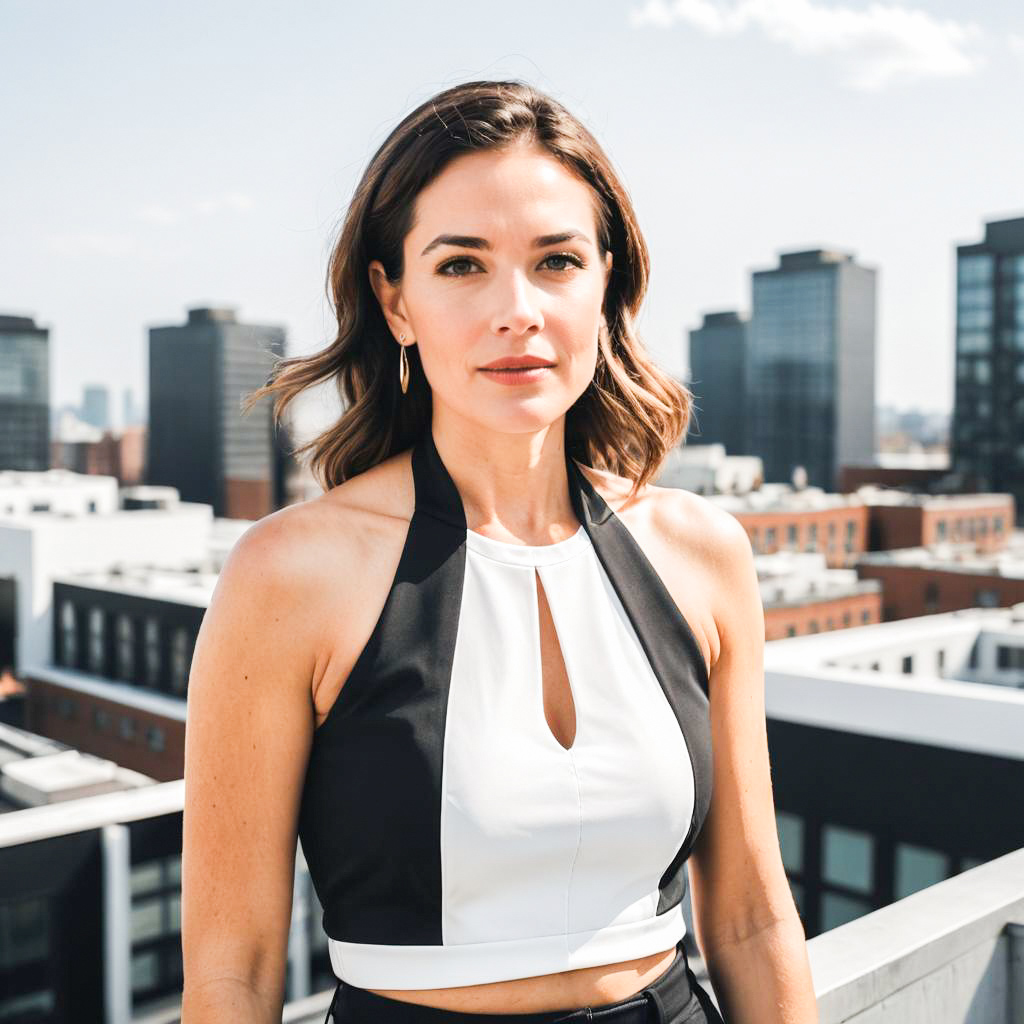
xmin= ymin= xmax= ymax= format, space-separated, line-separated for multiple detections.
xmin=244 ymin=79 xmax=694 ymax=498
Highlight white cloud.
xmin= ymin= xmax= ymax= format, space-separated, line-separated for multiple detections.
xmin=630 ymin=0 xmax=986 ymax=91
xmin=1009 ymin=33 xmax=1024 ymax=55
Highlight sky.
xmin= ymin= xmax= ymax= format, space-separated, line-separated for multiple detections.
xmin=2 ymin=0 xmax=1022 ymax=432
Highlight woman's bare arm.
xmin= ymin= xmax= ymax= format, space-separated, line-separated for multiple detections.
xmin=682 ymin=504 xmax=818 ymax=1023
xmin=180 ymin=509 xmax=330 ymax=1022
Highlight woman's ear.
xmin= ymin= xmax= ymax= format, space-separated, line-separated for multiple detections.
xmin=368 ymin=259 xmax=413 ymax=342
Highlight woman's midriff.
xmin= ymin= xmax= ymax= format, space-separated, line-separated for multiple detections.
xmin=363 ymin=945 xmax=679 ymax=1014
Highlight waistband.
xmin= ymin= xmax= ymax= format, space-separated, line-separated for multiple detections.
xmin=327 ymin=939 xmax=702 ymax=1023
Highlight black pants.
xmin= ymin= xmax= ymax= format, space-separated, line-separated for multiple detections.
xmin=324 ymin=938 xmax=725 ymax=1023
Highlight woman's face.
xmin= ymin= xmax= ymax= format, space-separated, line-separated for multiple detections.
xmin=370 ymin=142 xmax=613 ymax=437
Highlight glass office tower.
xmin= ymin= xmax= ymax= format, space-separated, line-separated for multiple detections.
xmin=0 ymin=314 xmax=50 ymax=471
xmin=952 ymin=216 xmax=1024 ymax=526
xmin=746 ymin=249 xmax=876 ymax=491
xmin=687 ymin=311 xmax=749 ymax=453
xmin=147 ymin=307 xmax=286 ymax=519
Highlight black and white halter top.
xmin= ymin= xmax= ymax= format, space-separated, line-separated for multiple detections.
xmin=298 ymin=427 xmax=713 ymax=990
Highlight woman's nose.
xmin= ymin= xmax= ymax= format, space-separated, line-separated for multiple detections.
xmin=489 ymin=269 xmax=545 ymax=336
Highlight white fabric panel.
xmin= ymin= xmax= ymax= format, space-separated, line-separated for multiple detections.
xmin=440 ymin=525 xmax=695 ymax=966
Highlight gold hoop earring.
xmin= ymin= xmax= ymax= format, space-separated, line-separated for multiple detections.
xmin=398 ymin=334 xmax=410 ymax=394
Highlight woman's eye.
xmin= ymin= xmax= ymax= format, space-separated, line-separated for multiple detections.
xmin=437 ymin=257 xmax=480 ymax=277
xmin=542 ymin=252 xmax=586 ymax=272
xmin=436 ymin=253 xmax=586 ymax=277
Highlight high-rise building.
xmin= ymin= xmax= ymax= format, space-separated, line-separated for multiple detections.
xmin=147 ymin=307 xmax=286 ymax=519
xmin=951 ymin=215 xmax=1024 ymax=526
xmin=81 ymin=384 xmax=110 ymax=430
xmin=0 ymin=314 xmax=50 ymax=471
xmin=746 ymin=249 xmax=876 ymax=491
xmin=686 ymin=311 xmax=749 ymax=453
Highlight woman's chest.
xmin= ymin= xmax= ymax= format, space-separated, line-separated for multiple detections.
xmin=441 ymin=547 xmax=695 ymax=840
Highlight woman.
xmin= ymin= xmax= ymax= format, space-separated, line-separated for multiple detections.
xmin=181 ymin=80 xmax=818 ymax=1023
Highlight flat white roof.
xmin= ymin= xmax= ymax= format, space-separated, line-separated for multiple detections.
xmin=764 ymin=607 xmax=1024 ymax=760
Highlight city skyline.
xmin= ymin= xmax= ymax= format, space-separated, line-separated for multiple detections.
xmin=2 ymin=0 xmax=1022 ymax=416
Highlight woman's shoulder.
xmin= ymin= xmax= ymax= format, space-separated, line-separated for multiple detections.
xmin=311 ymin=447 xmax=415 ymax=540
xmin=579 ymin=459 xmax=739 ymax=551
xmin=236 ymin=448 xmax=415 ymax=572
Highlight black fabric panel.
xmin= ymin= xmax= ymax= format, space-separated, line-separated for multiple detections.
xmin=567 ymin=458 xmax=714 ymax=916
xmin=298 ymin=432 xmax=466 ymax=945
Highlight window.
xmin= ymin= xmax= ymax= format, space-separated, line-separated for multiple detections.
xmin=146 ymin=725 xmax=165 ymax=752
xmin=902 ymin=655 xmax=913 ymax=674
xmin=766 ymin=527 xmax=777 ymax=548
xmin=130 ymin=854 xmax=184 ymax=998
xmin=93 ymin=707 xmax=112 ymax=732
xmin=60 ymin=600 xmax=78 ymax=667
xmin=87 ymin=606 xmax=105 ymax=674
xmin=787 ymin=524 xmax=797 ymax=548
xmin=169 ymin=627 xmax=193 ymax=695
xmin=936 ymin=520 xmax=947 ymax=541
xmin=842 ymin=611 xmax=851 ymax=627
xmin=821 ymin=892 xmax=872 ymax=930
xmin=822 ymin=824 xmax=874 ymax=894
xmin=894 ymin=843 xmax=949 ymax=900
xmin=861 ymin=610 xmax=871 ymax=624
xmin=119 ymin=716 xmax=137 ymax=742
xmin=144 ymin=617 xmax=161 ymax=688
xmin=968 ymin=641 xmax=979 ymax=669
xmin=975 ymin=588 xmax=999 ymax=608
xmin=776 ymin=812 xmax=804 ymax=873
xmin=937 ymin=649 xmax=945 ymax=672
xmin=0 ymin=894 xmax=51 ymax=969
xmin=56 ymin=696 xmax=77 ymax=720
xmin=996 ymin=645 xmax=1024 ymax=670
xmin=924 ymin=582 xmax=939 ymax=612
xmin=957 ymin=252 xmax=993 ymax=287
xmin=116 ymin=613 xmax=135 ymax=681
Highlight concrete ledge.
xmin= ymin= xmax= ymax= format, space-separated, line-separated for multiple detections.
xmin=808 ymin=847 xmax=1024 ymax=1022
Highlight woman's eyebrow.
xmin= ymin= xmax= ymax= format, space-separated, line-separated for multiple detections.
xmin=420 ymin=230 xmax=592 ymax=256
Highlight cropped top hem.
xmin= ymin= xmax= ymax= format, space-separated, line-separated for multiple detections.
xmin=328 ymin=903 xmax=687 ymax=990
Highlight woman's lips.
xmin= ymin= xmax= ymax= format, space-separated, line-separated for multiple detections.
xmin=478 ymin=365 xmax=554 ymax=385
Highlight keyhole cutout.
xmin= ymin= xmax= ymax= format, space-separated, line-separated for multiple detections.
xmin=535 ymin=569 xmax=577 ymax=751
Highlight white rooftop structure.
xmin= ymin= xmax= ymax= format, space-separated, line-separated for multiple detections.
xmin=656 ymin=443 xmax=764 ymax=495
xmin=712 ymin=480 xmax=858 ymax=514
xmin=852 ymin=485 xmax=1013 ymax=510
xmin=0 ymin=469 xmax=258 ymax=672
xmin=0 ymin=722 xmax=152 ymax=812
xmin=0 ymin=468 xmax=120 ymax=516
xmin=858 ymin=535 xmax=1024 ymax=579
xmin=755 ymin=551 xmax=882 ymax=608
xmin=764 ymin=604 xmax=1024 ymax=756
